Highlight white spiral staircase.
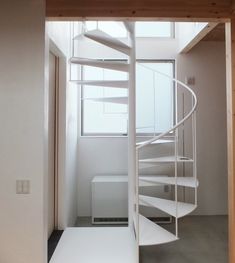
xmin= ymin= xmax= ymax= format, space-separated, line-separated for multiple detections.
xmin=70 ymin=21 xmax=198 ymax=259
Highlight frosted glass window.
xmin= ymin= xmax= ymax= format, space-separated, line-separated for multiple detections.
xmin=81 ymin=61 xmax=174 ymax=136
xmin=82 ymin=66 xmax=128 ymax=135
xmin=84 ymin=21 xmax=174 ymax=38
xmin=136 ymin=62 xmax=174 ymax=134
xmin=136 ymin=22 xmax=173 ymax=37
xmin=85 ymin=21 xmax=127 ymax=38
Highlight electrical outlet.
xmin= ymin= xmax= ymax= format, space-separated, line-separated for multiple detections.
xmin=16 ymin=180 xmax=30 ymax=194
xmin=16 ymin=180 xmax=23 ymax=194
xmin=185 ymin=76 xmax=195 ymax=85
xmin=22 ymin=180 xmax=30 ymax=194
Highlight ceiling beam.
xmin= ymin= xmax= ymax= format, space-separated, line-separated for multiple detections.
xmin=46 ymin=0 xmax=232 ymax=20
xmin=232 ymin=0 xmax=235 ymax=15
xmin=180 ymin=22 xmax=219 ymax=53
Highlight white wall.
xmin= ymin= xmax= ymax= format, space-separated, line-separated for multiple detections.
xmin=177 ymin=41 xmax=228 ymax=215
xmin=0 ymin=1 xmax=46 ymax=263
xmin=78 ymin=138 xmax=128 ymax=215
xmin=47 ymin=22 xmax=79 ymax=228
xmin=64 ymin=81 xmax=79 ymax=226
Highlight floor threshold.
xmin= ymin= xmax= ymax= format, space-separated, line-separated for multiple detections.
xmin=49 ymin=227 xmax=137 ymax=263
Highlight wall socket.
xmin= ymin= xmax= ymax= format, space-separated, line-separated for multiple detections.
xmin=16 ymin=180 xmax=30 ymax=194
xmin=185 ymin=76 xmax=196 ymax=85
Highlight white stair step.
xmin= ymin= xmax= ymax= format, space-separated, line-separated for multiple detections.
xmin=139 ymin=195 xmax=197 ymax=218
xmin=138 ymin=163 xmax=160 ymax=170
xmin=136 ymin=139 xmax=174 ymax=146
xmin=138 ymin=214 xmax=178 ymax=246
xmin=50 ymin=227 xmax=136 ymax=263
xmin=139 ymin=156 xmax=193 ymax=164
xmin=139 ymin=176 xmax=199 ymax=188
xmin=70 ymin=80 xmax=128 ymax=89
xmin=81 ymin=29 xmax=131 ymax=55
xmin=123 ymin=22 xmax=135 ymax=34
xmin=70 ymin=57 xmax=129 ymax=72
xmin=83 ymin=96 xmax=128 ymax=104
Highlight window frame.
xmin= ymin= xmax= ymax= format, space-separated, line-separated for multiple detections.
xmin=80 ymin=59 xmax=176 ymax=137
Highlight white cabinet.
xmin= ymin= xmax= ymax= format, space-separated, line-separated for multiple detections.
xmin=92 ymin=176 xmax=128 ymax=224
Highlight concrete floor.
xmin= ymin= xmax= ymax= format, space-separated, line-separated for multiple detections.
xmin=76 ymin=215 xmax=228 ymax=263
xmin=140 ymin=216 xmax=228 ymax=263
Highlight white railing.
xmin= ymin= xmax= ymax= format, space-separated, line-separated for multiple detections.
xmin=136 ymin=64 xmax=197 ymax=149
xmin=135 ymin=64 xmax=197 ymax=239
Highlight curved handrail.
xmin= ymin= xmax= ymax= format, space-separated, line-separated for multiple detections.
xmin=136 ymin=63 xmax=197 ymax=150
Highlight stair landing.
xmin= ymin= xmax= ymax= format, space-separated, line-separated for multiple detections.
xmin=49 ymin=227 xmax=137 ymax=263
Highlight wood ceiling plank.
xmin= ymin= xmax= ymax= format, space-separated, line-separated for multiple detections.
xmin=46 ymin=0 xmax=232 ymax=19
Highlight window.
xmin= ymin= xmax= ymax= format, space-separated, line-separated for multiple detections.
xmin=84 ymin=21 xmax=174 ymax=38
xmin=81 ymin=61 xmax=174 ymax=136
xmin=136 ymin=61 xmax=174 ymax=134
xmin=85 ymin=21 xmax=127 ymax=38
xmin=136 ymin=22 xmax=174 ymax=38
xmin=81 ymin=64 xmax=128 ymax=135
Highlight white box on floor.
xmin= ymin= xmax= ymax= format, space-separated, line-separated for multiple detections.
xmin=91 ymin=175 xmax=171 ymax=224
xmin=92 ymin=175 xmax=128 ymax=224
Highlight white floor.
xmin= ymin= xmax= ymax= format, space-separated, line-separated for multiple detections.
xmin=50 ymin=227 xmax=137 ymax=263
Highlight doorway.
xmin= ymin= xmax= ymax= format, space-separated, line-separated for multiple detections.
xmin=48 ymin=51 xmax=59 ymax=238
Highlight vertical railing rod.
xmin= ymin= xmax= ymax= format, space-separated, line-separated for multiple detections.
xmin=192 ymin=109 xmax=197 ymax=206
xmin=174 ymin=81 xmax=179 ymax=238
xmin=182 ymin=92 xmax=186 ymax=202
xmin=127 ymin=23 xmax=138 ymax=260
xmin=135 ymin=149 xmax=139 ymax=249
xmin=69 ymin=22 xmax=75 ymax=81
xmin=174 ymin=128 xmax=179 ymax=238
xmin=72 ymin=21 xmax=75 ymax=57
xmin=102 ymin=68 xmax=105 ymax=113
xmin=153 ymin=72 xmax=156 ymax=136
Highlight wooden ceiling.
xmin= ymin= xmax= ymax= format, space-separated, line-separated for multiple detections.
xmin=46 ymin=0 xmax=233 ymax=20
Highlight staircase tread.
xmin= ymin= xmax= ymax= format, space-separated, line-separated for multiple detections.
xmin=138 ymin=163 xmax=160 ymax=170
xmin=139 ymin=155 xmax=193 ymax=163
xmin=138 ymin=214 xmax=178 ymax=246
xmin=139 ymin=176 xmax=199 ymax=188
xmin=70 ymin=80 xmax=128 ymax=88
xmin=136 ymin=139 xmax=174 ymax=146
xmin=82 ymin=29 xmax=131 ymax=55
xmin=139 ymin=195 xmax=197 ymax=218
xmin=70 ymin=57 xmax=129 ymax=72
xmin=82 ymin=96 xmax=128 ymax=104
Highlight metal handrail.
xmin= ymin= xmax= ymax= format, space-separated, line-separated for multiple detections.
xmin=135 ymin=63 xmax=198 ymax=240
xmin=136 ymin=63 xmax=197 ymax=150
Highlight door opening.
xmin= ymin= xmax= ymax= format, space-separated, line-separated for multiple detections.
xmin=48 ymin=51 xmax=59 ymax=238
